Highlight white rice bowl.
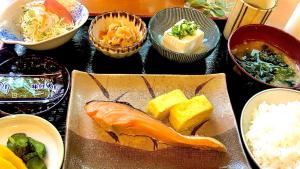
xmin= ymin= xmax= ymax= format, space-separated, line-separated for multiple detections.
xmin=246 ymin=101 xmax=300 ymax=169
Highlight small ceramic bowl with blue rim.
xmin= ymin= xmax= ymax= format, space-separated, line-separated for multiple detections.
xmin=0 ymin=0 xmax=89 ymax=50
xmin=148 ymin=7 xmax=220 ymax=63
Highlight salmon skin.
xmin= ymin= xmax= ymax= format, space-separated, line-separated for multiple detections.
xmin=44 ymin=0 xmax=73 ymax=24
xmin=85 ymin=100 xmax=227 ymax=152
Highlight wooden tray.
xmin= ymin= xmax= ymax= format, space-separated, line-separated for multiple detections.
xmin=63 ymin=70 xmax=250 ymax=169
xmin=78 ymin=0 xmax=184 ymax=17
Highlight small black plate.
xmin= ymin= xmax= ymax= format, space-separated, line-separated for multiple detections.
xmin=0 ymin=53 xmax=70 ymax=115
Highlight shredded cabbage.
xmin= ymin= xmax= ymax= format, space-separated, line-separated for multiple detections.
xmin=20 ymin=1 xmax=74 ymax=42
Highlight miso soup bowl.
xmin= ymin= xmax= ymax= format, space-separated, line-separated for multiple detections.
xmin=228 ymin=24 xmax=300 ymax=89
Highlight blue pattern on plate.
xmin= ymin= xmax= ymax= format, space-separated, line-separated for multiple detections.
xmin=0 ymin=29 xmax=23 ymax=41
xmin=71 ymin=5 xmax=84 ymax=23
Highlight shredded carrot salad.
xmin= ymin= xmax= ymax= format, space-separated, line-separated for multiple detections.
xmin=99 ymin=21 xmax=140 ymax=48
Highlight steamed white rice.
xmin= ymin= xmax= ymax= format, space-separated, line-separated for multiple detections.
xmin=246 ymin=101 xmax=300 ymax=169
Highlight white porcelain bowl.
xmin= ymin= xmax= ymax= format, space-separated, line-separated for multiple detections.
xmin=240 ymin=88 xmax=300 ymax=168
xmin=0 ymin=0 xmax=89 ymax=50
xmin=0 ymin=114 xmax=64 ymax=169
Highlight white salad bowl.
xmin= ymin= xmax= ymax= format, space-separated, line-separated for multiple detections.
xmin=0 ymin=0 xmax=89 ymax=50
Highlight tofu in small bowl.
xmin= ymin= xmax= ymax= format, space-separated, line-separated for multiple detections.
xmin=148 ymin=7 xmax=220 ymax=63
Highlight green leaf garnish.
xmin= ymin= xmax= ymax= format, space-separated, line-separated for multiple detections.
xmin=215 ymin=0 xmax=226 ymax=8
xmin=211 ymin=8 xmax=225 ymax=17
xmin=168 ymin=20 xmax=200 ymax=39
xmin=186 ymin=0 xmax=234 ymax=18
xmin=187 ymin=0 xmax=207 ymax=6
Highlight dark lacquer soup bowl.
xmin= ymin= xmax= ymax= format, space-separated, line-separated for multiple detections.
xmin=228 ymin=24 xmax=300 ymax=89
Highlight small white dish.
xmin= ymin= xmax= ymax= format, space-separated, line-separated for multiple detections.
xmin=0 ymin=114 xmax=64 ymax=169
xmin=0 ymin=0 xmax=89 ymax=50
xmin=240 ymin=88 xmax=300 ymax=168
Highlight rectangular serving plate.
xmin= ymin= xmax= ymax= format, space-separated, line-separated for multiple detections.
xmin=64 ymin=70 xmax=250 ymax=169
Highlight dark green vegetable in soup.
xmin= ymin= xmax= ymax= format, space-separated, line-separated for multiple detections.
xmin=232 ymin=42 xmax=299 ymax=87
xmin=7 ymin=133 xmax=47 ymax=169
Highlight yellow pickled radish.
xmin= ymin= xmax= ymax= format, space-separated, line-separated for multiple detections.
xmin=0 ymin=145 xmax=27 ymax=169
xmin=0 ymin=156 xmax=17 ymax=169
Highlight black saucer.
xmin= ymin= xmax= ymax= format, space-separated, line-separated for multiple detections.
xmin=0 ymin=51 xmax=70 ymax=115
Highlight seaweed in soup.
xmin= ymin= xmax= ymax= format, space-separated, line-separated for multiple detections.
xmin=233 ymin=41 xmax=299 ymax=87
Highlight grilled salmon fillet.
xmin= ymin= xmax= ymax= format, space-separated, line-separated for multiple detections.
xmin=85 ymin=101 xmax=226 ymax=152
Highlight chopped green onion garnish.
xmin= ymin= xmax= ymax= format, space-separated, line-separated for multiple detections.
xmin=168 ymin=20 xmax=200 ymax=39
